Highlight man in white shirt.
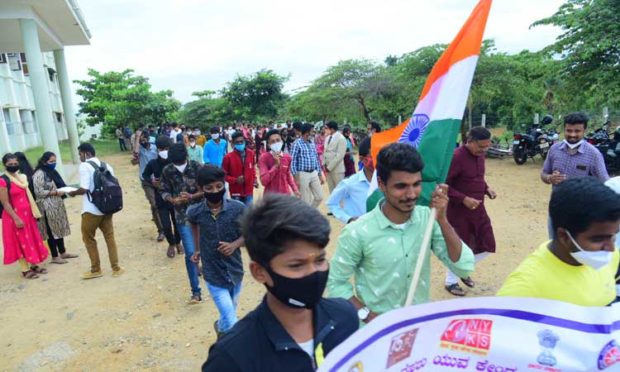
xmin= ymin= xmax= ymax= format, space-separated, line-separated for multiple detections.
xmin=169 ymin=123 xmax=182 ymax=144
xmin=69 ymin=143 xmax=124 ymax=279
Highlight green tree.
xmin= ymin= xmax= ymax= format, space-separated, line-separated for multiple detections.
xmin=220 ymin=69 xmax=288 ymax=121
xmin=532 ymin=0 xmax=620 ymax=109
xmin=74 ymin=69 xmax=180 ymax=136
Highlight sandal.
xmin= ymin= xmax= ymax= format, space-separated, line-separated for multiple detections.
xmin=461 ymin=277 xmax=475 ymax=288
xmin=188 ymin=295 xmax=202 ymax=304
xmin=22 ymin=270 xmax=39 ymax=279
xmin=176 ymin=244 xmax=184 ymax=255
xmin=60 ymin=253 xmax=79 ymax=259
xmin=445 ymin=283 xmax=466 ymax=297
xmin=167 ymin=245 xmax=176 ymax=258
xmin=51 ymin=257 xmax=68 ymax=264
xmin=31 ymin=266 xmax=48 ymax=274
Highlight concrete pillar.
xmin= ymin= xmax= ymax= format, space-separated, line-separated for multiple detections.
xmin=9 ymin=108 xmax=26 ymax=151
xmin=0 ymin=108 xmax=11 ymax=153
xmin=53 ymin=49 xmax=80 ymax=164
xmin=19 ymin=19 xmax=63 ymax=169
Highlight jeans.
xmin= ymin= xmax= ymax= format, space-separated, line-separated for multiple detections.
xmin=206 ymin=281 xmax=242 ymax=333
xmin=231 ymin=195 xmax=253 ymax=206
xmin=158 ymin=206 xmax=181 ymax=245
xmin=177 ymin=223 xmax=201 ymax=297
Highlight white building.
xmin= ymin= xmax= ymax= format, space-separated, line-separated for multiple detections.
xmin=0 ymin=0 xmax=90 ymax=172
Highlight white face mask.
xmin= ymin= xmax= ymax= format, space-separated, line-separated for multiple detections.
xmin=563 ymin=139 xmax=584 ymax=150
xmin=212 ymin=133 xmax=220 ymax=140
xmin=567 ymin=231 xmax=612 ymax=270
xmin=270 ymin=141 xmax=283 ymax=153
xmin=174 ymin=162 xmax=187 ymax=173
xmin=158 ymin=150 xmax=168 ymax=159
xmin=194 ymin=131 xmax=201 ymax=135
xmin=189 ymin=141 xmax=196 ymax=147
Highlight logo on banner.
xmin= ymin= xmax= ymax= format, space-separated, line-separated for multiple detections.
xmin=347 ymin=361 xmax=363 ymax=372
xmin=439 ymin=318 xmax=493 ymax=356
xmin=528 ymin=329 xmax=561 ymax=371
xmin=386 ymin=329 xmax=419 ymax=368
xmin=598 ymin=340 xmax=620 ymax=370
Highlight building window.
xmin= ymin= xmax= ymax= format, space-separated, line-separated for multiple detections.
xmin=48 ymin=68 xmax=56 ymax=82
xmin=7 ymin=53 xmax=21 ymax=71
xmin=0 ymin=54 xmax=6 ymax=64
xmin=20 ymin=53 xmax=29 ymax=75
xmin=55 ymin=112 xmax=63 ymax=123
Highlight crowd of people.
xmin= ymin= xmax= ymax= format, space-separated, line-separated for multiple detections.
xmin=1 ymin=112 xmax=619 ymax=371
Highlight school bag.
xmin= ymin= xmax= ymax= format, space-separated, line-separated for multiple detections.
xmin=87 ymin=161 xmax=123 ymax=214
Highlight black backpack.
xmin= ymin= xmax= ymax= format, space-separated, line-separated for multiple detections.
xmin=87 ymin=161 xmax=123 ymax=214
xmin=0 ymin=175 xmax=10 ymax=218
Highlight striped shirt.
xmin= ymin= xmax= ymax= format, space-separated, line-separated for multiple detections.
xmin=290 ymin=138 xmax=322 ymax=176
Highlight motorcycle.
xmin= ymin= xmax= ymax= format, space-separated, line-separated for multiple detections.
xmin=512 ymin=116 xmax=558 ymax=165
xmin=588 ymin=124 xmax=620 ymax=173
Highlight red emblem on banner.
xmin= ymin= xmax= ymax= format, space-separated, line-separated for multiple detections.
xmin=386 ymin=329 xmax=419 ymax=368
xmin=440 ymin=319 xmax=493 ymax=355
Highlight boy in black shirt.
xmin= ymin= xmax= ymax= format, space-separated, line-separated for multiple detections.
xmin=202 ymin=194 xmax=358 ymax=371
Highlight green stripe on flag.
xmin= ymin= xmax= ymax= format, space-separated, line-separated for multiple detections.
xmin=366 ymin=118 xmax=462 ymax=212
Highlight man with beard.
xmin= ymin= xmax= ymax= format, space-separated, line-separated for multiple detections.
xmin=541 ymin=112 xmax=608 ymax=237
xmin=327 ymin=143 xmax=474 ymax=323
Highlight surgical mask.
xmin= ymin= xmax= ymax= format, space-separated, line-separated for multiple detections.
xmin=46 ymin=163 xmax=57 ymax=170
xmin=270 ymin=141 xmax=283 ymax=153
xmin=567 ymin=231 xmax=613 ymax=270
xmin=158 ymin=150 xmax=168 ymax=159
xmin=5 ymin=165 xmax=19 ymax=173
xmin=211 ymin=133 xmax=220 ymax=140
xmin=563 ymin=139 xmax=584 ymax=150
xmin=234 ymin=143 xmax=246 ymax=152
xmin=205 ymin=188 xmax=225 ymax=204
xmin=189 ymin=141 xmax=196 ymax=147
xmin=264 ymin=266 xmax=329 ymax=309
xmin=174 ymin=162 xmax=187 ymax=173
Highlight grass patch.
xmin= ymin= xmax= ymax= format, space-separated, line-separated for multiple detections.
xmin=21 ymin=139 xmax=121 ymax=165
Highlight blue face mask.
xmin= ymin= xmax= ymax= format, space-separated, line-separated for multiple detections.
xmin=234 ymin=143 xmax=246 ymax=152
xmin=46 ymin=163 xmax=57 ymax=170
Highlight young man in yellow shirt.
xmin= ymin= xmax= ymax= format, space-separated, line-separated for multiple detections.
xmin=498 ymin=177 xmax=620 ymax=306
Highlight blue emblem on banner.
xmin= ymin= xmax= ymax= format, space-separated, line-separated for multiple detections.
xmin=399 ymin=114 xmax=430 ymax=148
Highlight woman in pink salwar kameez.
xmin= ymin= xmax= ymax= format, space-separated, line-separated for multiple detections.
xmin=0 ymin=153 xmax=49 ymax=279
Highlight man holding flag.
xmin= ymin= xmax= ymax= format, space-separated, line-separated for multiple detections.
xmin=327 ymin=143 xmax=474 ymax=321
xmin=328 ymin=0 xmax=491 ymax=318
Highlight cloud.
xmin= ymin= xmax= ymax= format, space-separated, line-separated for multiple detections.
xmin=65 ymin=0 xmax=565 ymax=103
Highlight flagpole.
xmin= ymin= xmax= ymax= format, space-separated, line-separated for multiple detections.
xmin=404 ymin=208 xmax=436 ymax=307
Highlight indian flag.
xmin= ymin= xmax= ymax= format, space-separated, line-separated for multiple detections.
xmin=368 ymin=0 xmax=492 ymax=209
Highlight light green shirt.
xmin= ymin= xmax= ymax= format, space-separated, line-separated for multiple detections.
xmin=187 ymin=145 xmax=204 ymax=164
xmin=327 ymin=202 xmax=474 ymax=314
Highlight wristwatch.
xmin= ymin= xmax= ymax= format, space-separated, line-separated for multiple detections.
xmin=357 ymin=306 xmax=371 ymax=321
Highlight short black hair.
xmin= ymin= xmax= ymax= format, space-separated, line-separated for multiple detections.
xmin=2 ymin=153 xmax=17 ymax=165
xmin=242 ymin=194 xmax=331 ymax=266
xmin=301 ymin=123 xmax=313 ymax=135
xmin=467 ymin=127 xmax=491 ymax=141
xmin=369 ymin=121 xmax=382 ymax=133
xmin=210 ymin=126 xmax=220 ymax=134
xmin=326 ymin=121 xmax=338 ymax=131
xmin=78 ymin=143 xmax=96 ymax=156
xmin=342 ymin=126 xmax=351 ymax=135
xmin=265 ymin=129 xmax=281 ymax=143
xmin=197 ymin=165 xmax=225 ymax=187
xmin=168 ymin=143 xmax=187 ymax=164
xmin=155 ymin=135 xmax=170 ymax=150
xmin=188 ymin=134 xmax=196 ymax=140
xmin=550 ymin=177 xmax=620 ymax=239
xmin=376 ymin=143 xmax=424 ymax=183
xmin=564 ymin=112 xmax=589 ymax=129
xmin=231 ymin=131 xmax=244 ymax=142
xmin=358 ymin=137 xmax=371 ymax=157
xmin=292 ymin=122 xmax=303 ymax=131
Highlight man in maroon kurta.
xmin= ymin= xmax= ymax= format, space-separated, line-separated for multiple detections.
xmin=444 ymin=127 xmax=497 ymax=296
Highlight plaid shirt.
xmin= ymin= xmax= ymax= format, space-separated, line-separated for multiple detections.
xmin=290 ymin=138 xmax=322 ymax=176
xmin=160 ymin=160 xmax=203 ymax=225
xmin=542 ymin=141 xmax=609 ymax=187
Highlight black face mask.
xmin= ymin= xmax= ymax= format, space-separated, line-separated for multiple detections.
xmin=5 ymin=165 xmax=19 ymax=173
xmin=264 ymin=265 xmax=329 ymax=309
xmin=205 ymin=188 xmax=226 ymax=204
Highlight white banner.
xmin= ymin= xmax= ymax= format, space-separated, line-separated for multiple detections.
xmin=318 ymin=297 xmax=620 ymax=372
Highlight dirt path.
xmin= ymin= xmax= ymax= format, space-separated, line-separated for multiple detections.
xmin=0 ymin=152 xmax=551 ymax=371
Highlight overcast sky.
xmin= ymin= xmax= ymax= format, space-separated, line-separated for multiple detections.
xmin=65 ymin=0 xmax=566 ymax=104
